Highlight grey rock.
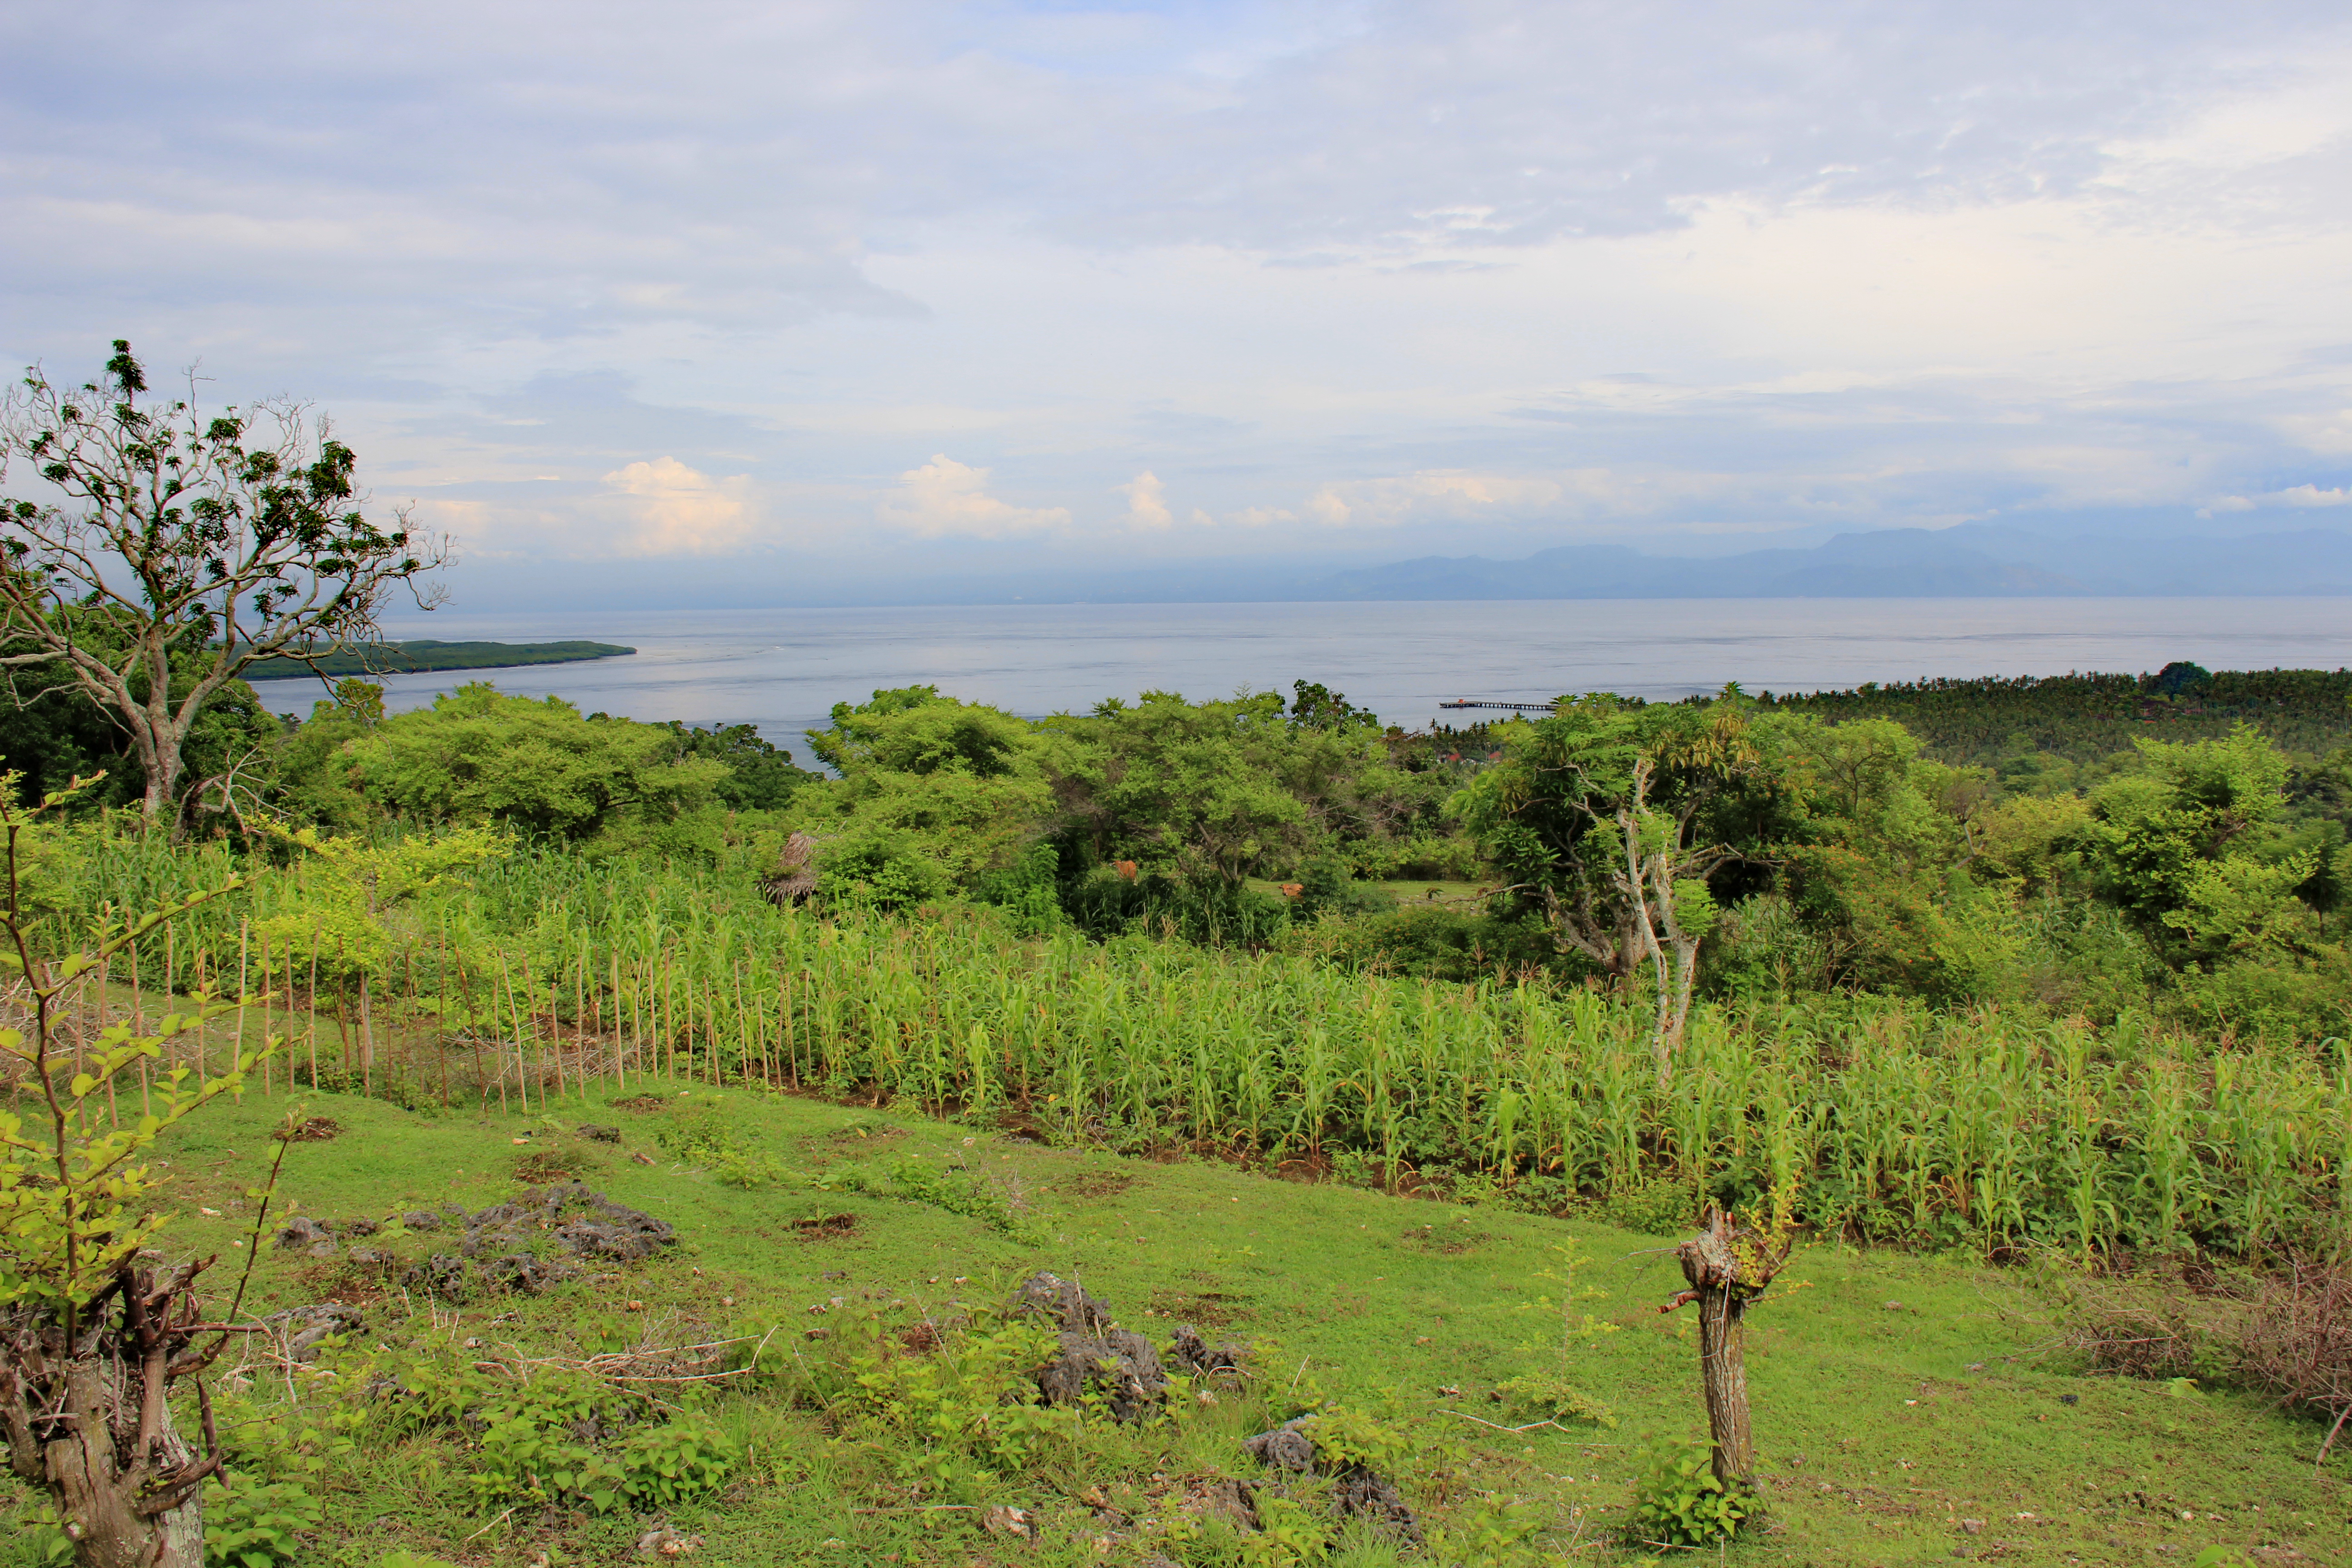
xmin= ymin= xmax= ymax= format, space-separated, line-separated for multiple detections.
xmin=1331 ymin=1465 xmax=1421 ymax=1544
xmin=1010 ymin=1270 xmax=1112 ymax=1337
xmin=1245 ymin=1418 xmax=1317 ymax=1474
xmin=1169 ymin=1323 xmax=1249 ymax=1380
xmin=265 ymin=1302 xmax=364 ymax=1363
xmin=274 ymin=1216 xmax=334 ymax=1253
xmin=401 ymin=1254 xmax=476 ymax=1302
xmin=1011 ymin=1271 xmax=1166 ymax=1422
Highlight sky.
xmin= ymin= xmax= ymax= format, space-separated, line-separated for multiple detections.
xmin=5 ymin=1 xmax=2352 ymax=606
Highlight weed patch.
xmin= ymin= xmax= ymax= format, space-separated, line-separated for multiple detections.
xmin=790 ymin=1212 xmax=859 ymax=1240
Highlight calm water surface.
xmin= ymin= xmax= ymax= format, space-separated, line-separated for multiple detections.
xmin=259 ymin=598 xmax=2352 ymax=764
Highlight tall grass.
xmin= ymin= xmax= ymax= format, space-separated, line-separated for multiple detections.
xmin=34 ymin=825 xmax=2352 ymax=1259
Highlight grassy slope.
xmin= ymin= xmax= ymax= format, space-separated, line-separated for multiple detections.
xmin=56 ymin=1082 xmax=2346 ymax=1567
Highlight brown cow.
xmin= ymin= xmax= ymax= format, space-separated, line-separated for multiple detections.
xmin=1279 ymin=882 xmax=1303 ymax=899
xmin=1114 ymin=860 xmax=1139 ymax=882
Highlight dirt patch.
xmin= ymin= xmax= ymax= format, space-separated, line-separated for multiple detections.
xmin=828 ymin=1122 xmax=903 ymax=1147
xmin=513 ymin=1151 xmax=574 ymax=1184
xmin=899 ymin=1321 xmax=941 ymax=1354
xmin=291 ymin=1261 xmax=391 ymax=1306
xmin=1269 ymin=1153 xmax=1336 ymax=1184
xmin=1397 ymin=1223 xmax=1488 ymax=1255
xmin=1055 ymin=1169 xmax=1136 ymax=1198
xmin=611 ymin=1095 xmax=669 ymax=1112
xmin=275 ymin=1116 xmax=342 ymax=1143
xmin=793 ymin=1213 xmax=859 ymax=1240
xmin=1147 ymin=1289 xmax=1247 ymax=1328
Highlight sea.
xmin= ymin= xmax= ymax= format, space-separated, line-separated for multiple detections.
xmin=260 ymin=598 xmax=2352 ymax=767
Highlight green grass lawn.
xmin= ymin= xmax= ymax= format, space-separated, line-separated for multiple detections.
xmin=30 ymin=1080 xmax=2341 ymax=1567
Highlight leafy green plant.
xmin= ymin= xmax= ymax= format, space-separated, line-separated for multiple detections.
xmin=1296 ymin=1406 xmax=1413 ymax=1472
xmin=611 ymin=1413 xmax=738 ymax=1509
xmin=467 ymin=1412 xmax=620 ymax=1510
xmin=882 ymin=1154 xmax=1033 ymax=1238
xmin=1629 ymin=1437 xmax=1752 ymax=1548
xmin=1237 ymin=1493 xmax=1332 ymax=1565
xmin=1424 ymin=1497 xmax=1552 ymax=1568
xmin=11 ymin=1506 xmax=74 ymax=1568
xmin=201 ymin=1474 xmax=323 ymax=1568
xmin=653 ymin=1106 xmax=789 ymax=1188
xmin=1491 ymin=1372 xmax=1617 ymax=1430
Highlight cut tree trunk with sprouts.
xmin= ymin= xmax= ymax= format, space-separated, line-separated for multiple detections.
xmin=1661 ymin=1208 xmax=1786 ymax=1489
xmin=0 ymin=1260 xmax=230 ymax=1568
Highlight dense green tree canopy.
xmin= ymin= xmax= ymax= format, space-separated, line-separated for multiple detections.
xmin=338 ymin=683 xmax=729 ymax=843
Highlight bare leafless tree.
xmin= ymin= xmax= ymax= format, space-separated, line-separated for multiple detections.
xmin=0 ymin=341 xmax=447 ymax=831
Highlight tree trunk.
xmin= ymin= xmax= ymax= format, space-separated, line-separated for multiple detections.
xmin=44 ymin=1361 xmax=203 ymax=1568
xmin=1677 ymin=1215 xmax=1755 ymax=1488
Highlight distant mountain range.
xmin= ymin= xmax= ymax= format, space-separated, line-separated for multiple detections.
xmin=1296 ymin=524 xmax=2352 ymax=601
xmin=441 ymin=519 xmax=2352 ymax=611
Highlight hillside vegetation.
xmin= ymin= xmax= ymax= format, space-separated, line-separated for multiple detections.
xmin=4 ymin=664 xmax=2352 ymax=1564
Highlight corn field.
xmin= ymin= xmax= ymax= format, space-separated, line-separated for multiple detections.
xmin=25 ymin=825 xmax=2352 ymax=1259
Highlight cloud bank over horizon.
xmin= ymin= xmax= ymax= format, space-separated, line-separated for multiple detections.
xmin=5 ymin=1 xmax=2350 ymax=602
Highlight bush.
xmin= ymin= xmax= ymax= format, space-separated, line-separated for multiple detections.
xmin=611 ymin=1412 xmax=738 ymax=1509
xmin=202 ymin=1474 xmax=322 ymax=1568
xmin=817 ymin=823 xmax=952 ymax=910
xmin=1282 ymin=904 xmax=1567 ymax=984
xmin=1062 ymin=866 xmax=1294 ymax=947
xmin=1629 ymin=1437 xmax=1752 ymax=1548
xmin=2063 ymin=1253 xmax=2352 ymax=1448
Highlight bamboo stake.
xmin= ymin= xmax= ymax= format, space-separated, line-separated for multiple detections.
xmin=307 ymin=936 xmax=320 ymax=1092
xmin=404 ymin=946 xmax=420 ymax=1106
xmin=573 ymin=943 xmax=586 ymax=1102
xmin=497 ymin=949 xmax=526 ymax=1113
xmin=259 ymin=932 xmax=272 ymax=1098
xmin=359 ymin=968 xmax=372 ymax=1100
xmin=434 ymin=928 xmax=451 ymax=1109
xmin=234 ymin=918 xmax=249 ymax=1103
xmin=98 ymin=951 xmax=118 ymax=1128
xmin=190 ymin=943 xmax=205 ymax=1084
xmin=163 ymin=921 xmax=176 ymax=1078
xmin=333 ymin=936 xmax=354 ymax=1076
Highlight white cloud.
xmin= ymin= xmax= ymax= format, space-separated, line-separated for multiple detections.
xmin=876 ymin=455 xmax=1070 ymax=539
xmin=1117 ymin=470 xmax=1173 ymax=530
xmin=2271 ymin=484 xmax=2352 ymax=508
xmin=1302 ymin=471 xmax=1565 ymax=529
xmin=599 ymin=456 xmax=756 ymax=555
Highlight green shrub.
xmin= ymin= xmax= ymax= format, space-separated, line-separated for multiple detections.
xmin=882 ymin=1154 xmax=1032 ymax=1238
xmin=202 ymin=1474 xmax=323 ymax=1568
xmin=835 ymin=1307 xmax=1067 ymax=1473
xmin=1628 ymin=1438 xmax=1752 ymax=1548
xmin=612 ymin=1412 xmax=738 ymax=1509
xmin=1592 ymin=1177 xmax=1695 ymax=1237
xmin=1237 ymin=1493 xmax=1332 ymax=1565
xmin=468 ymin=1411 xmax=621 ymax=1510
xmin=654 ymin=1103 xmax=791 ymax=1188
